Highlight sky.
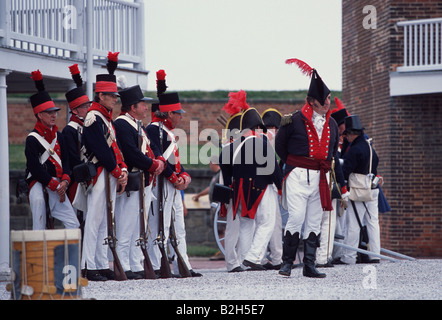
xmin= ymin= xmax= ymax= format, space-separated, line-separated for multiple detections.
xmin=144 ymin=0 xmax=342 ymax=92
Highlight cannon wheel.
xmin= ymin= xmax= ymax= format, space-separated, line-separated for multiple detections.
xmin=212 ymin=202 xmax=226 ymax=256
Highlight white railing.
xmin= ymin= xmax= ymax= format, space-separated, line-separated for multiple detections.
xmin=0 ymin=0 xmax=144 ymax=67
xmin=397 ymin=18 xmax=442 ymax=72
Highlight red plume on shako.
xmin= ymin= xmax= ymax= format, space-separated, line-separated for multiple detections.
xmin=30 ymin=70 xmax=60 ymax=115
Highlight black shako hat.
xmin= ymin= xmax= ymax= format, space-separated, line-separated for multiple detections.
xmin=65 ymin=64 xmax=92 ymax=110
xmin=30 ymin=70 xmax=60 ymax=115
xmin=119 ymin=85 xmax=153 ymax=108
xmin=240 ymin=108 xmax=267 ymax=133
xmin=158 ymin=92 xmax=185 ymax=114
xmin=95 ymin=52 xmax=120 ymax=96
xmin=262 ymin=108 xmax=282 ymax=129
xmin=308 ymin=69 xmax=331 ymax=107
xmin=343 ymin=115 xmax=365 ymax=134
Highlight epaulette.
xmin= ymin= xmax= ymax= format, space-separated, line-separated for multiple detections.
xmin=84 ymin=112 xmax=96 ymax=127
xmin=280 ymin=110 xmax=298 ymax=127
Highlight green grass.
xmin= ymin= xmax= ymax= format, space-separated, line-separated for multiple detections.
xmin=9 ymin=144 xmax=26 ymax=170
xmin=186 ymin=245 xmax=220 ymax=257
xmin=178 ymin=144 xmax=221 ymax=169
xmin=10 ymin=90 xmax=341 ymax=101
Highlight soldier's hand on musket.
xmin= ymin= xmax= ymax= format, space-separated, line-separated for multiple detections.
xmin=117 ymin=171 xmax=128 ymax=194
xmin=57 ymin=180 xmax=69 ymax=202
xmin=174 ymin=176 xmax=186 ymax=190
xmin=182 ymin=175 xmax=191 ymax=189
xmin=153 ymin=159 xmax=165 ymax=175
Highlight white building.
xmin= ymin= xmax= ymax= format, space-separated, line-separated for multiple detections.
xmin=0 ymin=0 xmax=149 ymax=268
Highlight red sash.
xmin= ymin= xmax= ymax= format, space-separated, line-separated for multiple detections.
xmin=286 ymin=155 xmax=333 ymax=211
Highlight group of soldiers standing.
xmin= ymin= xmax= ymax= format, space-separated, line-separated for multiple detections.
xmin=216 ymin=58 xmax=386 ymax=278
xmin=25 ymin=52 xmax=201 ymax=281
xmin=24 ymin=52 xmax=386 ymax=282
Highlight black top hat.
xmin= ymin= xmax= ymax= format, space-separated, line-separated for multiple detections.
xmin=119 ymin=85 xmax=153 ymax=108
xmin=262 ymin=108 xmax=282 ymax=129
xmin=158 ymin=92 xmax=185 ymax=113
xmin=240 ymin=108 xmax=267 ymax=133
xmin=343 ymin=115 xmax=365 ymax=134
xmin=308 ymin=69 xmax=331 ymax=106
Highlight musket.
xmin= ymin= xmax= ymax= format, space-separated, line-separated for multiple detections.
xmin=43 ymin=186 xmax=54 ymax=229
xmin=136 ymin=121 xmax=157 ymax=279
xmin=156 ymin=121 xmax=172 ymax=278
xmin=169 ymin=192 xmax=192 ymax=278
xmin=104 ymin=172 xmax=127 ymax=281
xmin=333 ymin=241 xmax=399 ymax=262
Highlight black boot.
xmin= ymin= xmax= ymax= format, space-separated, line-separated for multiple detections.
xmin=279 ymin=231 xmax=300 ymax=276
xmin=302 ymin=232 xmax=326 ymax=278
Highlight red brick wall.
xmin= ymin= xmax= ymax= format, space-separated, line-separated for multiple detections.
xmin=342 ymin=0 xmax=442 ymax=257
xmin=7 ymin=98 xmax=307 ymax=144
xmin=8 ymin=99 xmax=70 ymax=144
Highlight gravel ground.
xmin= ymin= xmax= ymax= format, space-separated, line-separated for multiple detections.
xmin=2 ymin=259 xmax=441 ymax=301
xmin=81 ymin=259 xmax=440 ymax=300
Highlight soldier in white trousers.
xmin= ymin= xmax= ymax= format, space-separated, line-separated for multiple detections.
xmin=146 ymin=90 xmax=201 ymax=277
xmin=339 ymin=115 xmax=381 ymax=264
xmin=219 ymin=94 xmax=282 ymax=271
xmin=25 ymin=69 xmax=79 ymax=231
xmin=276 ymin=60 xmax=348 ymax=278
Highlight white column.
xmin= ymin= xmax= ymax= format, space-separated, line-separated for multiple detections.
xmin=86 ymin=0 xmax=94 ymax=99
xmin=0 ymin=69 xmax=11 ymax=270
xmin=135 ymin=0 xmax=146 ymax=72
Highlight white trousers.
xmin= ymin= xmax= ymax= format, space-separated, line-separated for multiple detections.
xmin=341 ymin=190 xmax=381 ymax=264
xmin=224 ymin=200 xmax=241 ymax=271
xmin=316 ymin=199 xmax=338 ymax=264
xmin=240 ymin=186 xmax=277 ymax=265
xmin=29 ymin=181 xmax=79 ymax=230
xmin=333 ymin=205 xmax=347 ymax=260
xmin=284 ymin=168 xmax=328 ymax=238
xmin=147 ymin=179 xmax=192 ymax=273
xmin=261 ymin=187 xmax=283 ymax=265
xmin=115 ymin=184 xmax=153 ymax=272
xmin=81 ymin=171 xmax=117 ymax=270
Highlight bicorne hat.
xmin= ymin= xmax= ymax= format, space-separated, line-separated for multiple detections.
xmin=262 ymin=108 xmax=282 ymax=129
xmin=286 ymin=58 xmax=331 ymax=106
xmin=331 ymin=97 xmax=350 ymax=126
xmin=240 ymin=108 xmax=267 ymax=133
